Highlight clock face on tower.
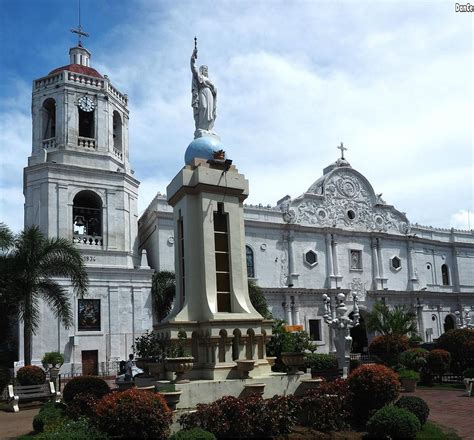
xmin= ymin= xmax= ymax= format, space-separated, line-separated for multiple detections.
xmin=78 ymin=95 xmax=95 ymax=112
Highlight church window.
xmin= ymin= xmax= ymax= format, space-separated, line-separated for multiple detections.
xmin=42 ymin=98 xmax=56 ymax=139
xmin=347 ymin=209 xmax=356 ymax=220
xmin=78 ymin=299 xmax=101 ymax=331
xmin=350 ymin=250 xmax=362 ymax=270
xmin=444 ymin=315 xmax=455 ymax=332
xmin=390 ymin=256 xmax=402 ymax=271
xmin=304 ymin=250 xmax=318 ymax=267
xmin=309 ymin=319 xmax=322 ymax=341
xmin=246 ymin=245 xmax=255 ymax=278
xmin=79 ymin=108 xmax=95 ymax=138
xmin=214 ymin=203 xmax=231 ymax=312
xmin=441 ymin=264 xmax=450 ymax=285
xmin=113 ymin=111 xmax=122 ymax=152
xmin=73 ymin=191 xmax=102 ymax=244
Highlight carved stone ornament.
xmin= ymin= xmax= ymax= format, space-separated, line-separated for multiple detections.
xmin=292 ymin=169 xmax=409 ymax=234
xmin=350 ymin=278 xmax=366 ymax=302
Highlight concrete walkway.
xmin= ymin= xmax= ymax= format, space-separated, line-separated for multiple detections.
xmin=0 ymin=407 xmax=38 ymax=439
xmin=413 ymin=388 xmax=474 ymax=440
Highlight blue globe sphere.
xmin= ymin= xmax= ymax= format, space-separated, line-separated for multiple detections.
xmin=184 ymin=136 xmax=224 ymax=165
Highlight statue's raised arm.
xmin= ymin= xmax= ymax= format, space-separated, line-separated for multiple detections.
xmin=190 ymin=45 xmax=217 ymax=137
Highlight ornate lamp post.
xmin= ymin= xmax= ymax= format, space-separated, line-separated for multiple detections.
xmin=456 ymin=308 xmax=474 ymax=329
xmin=322 ymin=292 xmax=360 ymax=378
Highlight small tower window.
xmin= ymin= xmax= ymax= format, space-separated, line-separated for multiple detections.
xmin=441 ymin=264 xmax=450 ymax=286
xmin=214 ymin=203 xmax=231 ymax=312
xmin=390 ymin=256 xmax=402 ymax=271
xmin=246 ymin=245 xmax=255 ymax=278
xmin=79 ymin=108 xmax=94 ymax=138
xmin=304 ymin=250 xmax=318 ymax=267
xmin=73 ymin=191 xmax=102 ymax=244
xmin=42 ymin=98 xmax=56 ymax=139
xmin=113 ymin=111 xmax=122 ymax=152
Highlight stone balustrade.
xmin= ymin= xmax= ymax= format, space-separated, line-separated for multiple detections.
xmin=72 ymin=235 xmax=103 ymax=246
xmin=34 ymin=73 xmax=64 ymax=89
xmin=113 ymin=147 xmax=123 ymax=160
xmin=107 ymin=83 xmax=128 ymax=105
xmin=77 ymin=137 xmax=96 ymax=150
xmin=67 ymin=72 xmax=105 ymax=88
xmin=42 ymin=137 xmax=57 ymax=149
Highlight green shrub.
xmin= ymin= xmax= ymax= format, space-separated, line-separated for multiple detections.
xmin=297 ymin=379 xmax=350 ymax=432
xmin=305 ymin=353 xmax=338 ymax=371
xmin=65 ymin=392 xmax=100 ymax=420
xmin=463 ymin=367 xmax=474 ymax=378
xmin=369 ymin=334 xmax=409 ymax=366
xmin=17 ymin=365 xmax=46 ymax=385
xmin=41 ymin=352 xmax=64 ymax=369
xmin=395 ymin=396 xmax=430 ymax=425
xmin=399 ymin=348 xmax=428 ymax=372
xmin=95 ymin=388 xmax=172 ymax=439
xmin=347 ymin=364 xmax=400 ymax=427
xmin=436 ymin=329 xmax=474 ymax=373
xmin=62 ymin=376 xmax=110 ymax=403
xmin=169 ymin=428 xmax=217 ymax=440
xmin=36 ymin=417 xmax=109 ymax=439
xmin=398 ymin=369 xmax=420 ymax=381
xmin=426 ymin=349 xmax=451 ymax=375
xmin=33 ymin=402 xmax=65 ymax=433
xmin=179 ymin=394 xmax=298 ymax=438
xmin=366 ymin=405 xmax=421 ymax=439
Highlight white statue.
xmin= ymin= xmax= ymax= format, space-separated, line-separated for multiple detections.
xmin=191 ymin=41 xmax=217 ymax=138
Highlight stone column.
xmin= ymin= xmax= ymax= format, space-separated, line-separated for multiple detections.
xmin=451 ymin=240 xmax=461 ymax=292
xmin=225 ymin=337 xmax=234 ymax=363
xmin=332 ymin=234 xmax=341 ymax=288
xmin=371 ymin=237 xmax=380 ymax=290
xmin=407 ymin=239 xmax=417 ymax=291
xmin=284 ymin=295 xmax=293 ymax=325
xmin=376 ymin=238 xmax=387 ymax=289
xmin=293 ymin=302 xmax=301 ymax=326
xmin=326 ymin=233 xmax=335 ymax=288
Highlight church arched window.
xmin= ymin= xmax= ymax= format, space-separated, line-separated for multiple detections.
xmin=246 ymin=245 xmax=255 ymax=278
xmin=73 ymin=191 xmax=102 ymax=245
xmin=113 ymin=111 xmax=122 ymax=152
xmin=42 ymin=98 xmax=56 ymax=140
xmin=79 ymin=108 xmax=94 ymax=138
xmin=441 ymin=264 xmax=450 ymax=286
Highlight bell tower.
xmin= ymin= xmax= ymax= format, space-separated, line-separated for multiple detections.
xmin=24 ymin=38 xmax=139 ymax=268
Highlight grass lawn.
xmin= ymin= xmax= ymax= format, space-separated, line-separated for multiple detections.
xmin=417 ymin=422 xmax=462 ymax=440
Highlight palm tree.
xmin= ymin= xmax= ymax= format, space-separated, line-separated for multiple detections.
xmin=1 ymin=226 xmax=88 ymax=365
xmin=151 ymin=271 xmax=271 ymax=322
xmin=0 ymin=222 xmax=14 ymax=250
xmin=366 ymin=301 xmax=418 ymax=336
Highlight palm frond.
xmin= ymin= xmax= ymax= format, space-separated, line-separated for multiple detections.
xmin=37 ymin=279 xmax=73 ymax=328
xmin=152 ymin=271 xmax=176 ymax=322
xmin=366 ymin=301 xmax=417 ymax=336
xmin=0 ymin=223 xmax=14 ymax=251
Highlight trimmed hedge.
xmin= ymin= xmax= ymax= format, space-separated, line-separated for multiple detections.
xmin=62 ymin=376 xmax=110 ymax=404
xmin=17 ymin=365 xmax=46 ymax=386
xmin=95 ymin=388 xmax=172 ymax=439
xmin=399 ymin=348 xmax=428 ymax=372
xmin=369 ymin=334 xmax=409 ymax=366
xmin=347 ymin=364 xmax=400 ymax=426
xmin=366 ymin=405 xmax=421 ymax=439
xmin=34 ymin=417 xmax=109 ymax=440
xmin=32 ymin=402 xmax=65 ymax=433
xmin=436 ymin=329 xmax=474 ymax=373
xmin=426 ymin=349 xmax=451 ymax=375
xmin=304 ymin=353 xmax=338 ymax=371
xmin=395 ymin=396 xmax=430 ymax=425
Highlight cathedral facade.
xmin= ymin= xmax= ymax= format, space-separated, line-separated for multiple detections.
xmin=21 ymin=44 xmax=153 ymax=372
xmin=139 ymin=154 xmax=474 ymax=353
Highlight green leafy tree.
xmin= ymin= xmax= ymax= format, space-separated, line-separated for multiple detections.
xmin=0 ymin=226 xmax=88 ymax=365
xmin=366 ymin=302 xmax=418 ymax=336
xmin=151 ymin=271 xmax=272 ymax=322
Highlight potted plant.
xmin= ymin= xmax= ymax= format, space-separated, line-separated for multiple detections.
xmin=134 ymin=330 xmax=166 ymax=377
xmin=463 ymin=367 xmax=474 ymax=397
xmin=41 ymin=352 xmax=64 ymax=390
xmin=164 ymin=329 xmax=194 ymax=383
xmin=398 ymin=369 xmax=420 ymax=392
xmin=281 ymin=331 xmax=315 ymax=374
xmin=157 ymin=383 xmax=182 ymax=411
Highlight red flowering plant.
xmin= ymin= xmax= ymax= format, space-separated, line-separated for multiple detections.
xmin=436 ymin=329 xmax=474 ymax=373
xmin=297 ymin=378 xmax=351 ymax=432
xmin=179 ymin=394 xmax=297 ymax=438
xmin=16 ymin=365 xmax=46 ymax=385
xmin=368 ymin=334 xmax=409 ymax=366
xmin=347 ymin=363 xmax=400 ymax=428
xmin=95 ymin=388 xmax=172 ymax=439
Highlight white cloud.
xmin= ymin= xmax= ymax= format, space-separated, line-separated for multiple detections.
xmin=450 ymin=209 xmax=473 ymax=230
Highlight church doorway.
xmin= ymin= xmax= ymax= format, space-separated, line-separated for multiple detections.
xmin=350 ymin=311 xmax=368 ymax=354
xmin=443 ymin=315 xmax=455 ymax=333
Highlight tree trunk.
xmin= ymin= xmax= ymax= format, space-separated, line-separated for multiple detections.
xmin=24 ymin=321 xmax=32 ymax=366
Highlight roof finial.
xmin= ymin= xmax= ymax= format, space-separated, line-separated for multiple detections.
xmin=70 ymin=0 xmax=89 ymax=47
xmin=337 ymin=142 xmax=347 ymax=160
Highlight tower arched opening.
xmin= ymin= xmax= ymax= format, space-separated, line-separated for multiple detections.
xmin=73 ymin=191 xmax=102 ymax=244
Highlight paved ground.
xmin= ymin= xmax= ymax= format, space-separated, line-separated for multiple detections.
xmin=412 ymin=388 xmax=474 ymax=440
xmin=0 ymin=406 xmax=39 ymax=439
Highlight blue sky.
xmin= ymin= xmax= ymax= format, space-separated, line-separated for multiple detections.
xmin=0 ymin=0 xmax=472 ymax=231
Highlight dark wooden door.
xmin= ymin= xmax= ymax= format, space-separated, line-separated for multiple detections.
xmin=82 ymin=350 xmax=98 ymax=376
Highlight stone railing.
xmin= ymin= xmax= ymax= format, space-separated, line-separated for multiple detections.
xmin=34 ymin=73 xmax=64 ymax=89
xmin=67 ymin=72 xmax=105 ymax=88
xmin=73 ymin=235 xmax=103 ymax=246
xmin=42 ymin=137 xmax=57 ymax=149
xmin=113 ymin=147 xmax=123 ymax=160
xmin=77 ymin=137 xmax=96 ymax=150
xmin=107 ymin=83 xmax=128 ymax=105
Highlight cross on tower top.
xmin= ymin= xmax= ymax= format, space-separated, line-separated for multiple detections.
xmin=337 ymin=142 xmax=347 ymax=160
xmin=70 ymin=0 xmax=89 ymax=47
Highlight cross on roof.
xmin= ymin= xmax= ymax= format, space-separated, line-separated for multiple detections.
xmin=70 ymin=0 xmax=89 ymax=47
xmin=337 ymin=142 xmax=347 ymax=160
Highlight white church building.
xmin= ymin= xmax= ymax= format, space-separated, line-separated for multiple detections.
xmin=17 ymin=39 xmax=474 ymax=373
